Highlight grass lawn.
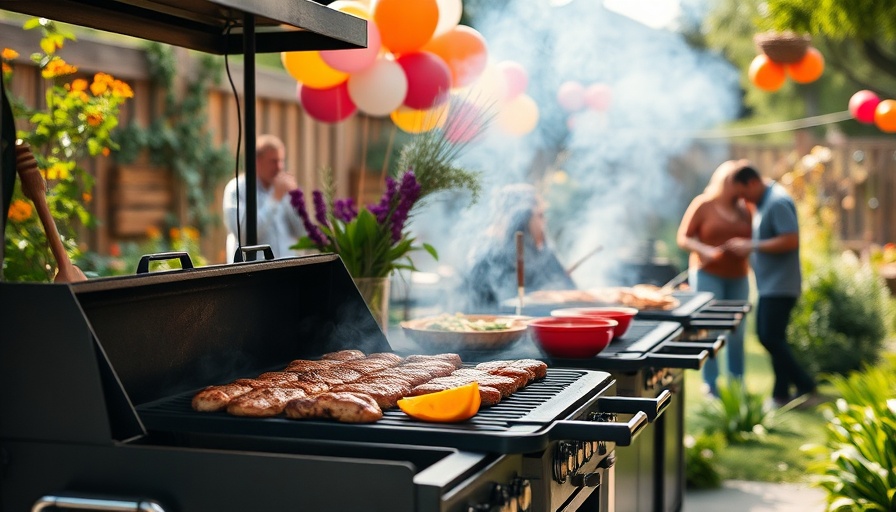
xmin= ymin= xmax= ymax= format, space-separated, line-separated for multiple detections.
xmin=682 ymin=326 xmax=832 ymax=484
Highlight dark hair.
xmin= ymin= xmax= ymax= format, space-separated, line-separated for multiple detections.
xmin=731 ymin=164 xmax=761 ymax=185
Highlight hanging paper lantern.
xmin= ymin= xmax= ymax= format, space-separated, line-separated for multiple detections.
xmin=584 ymin=83 xmax=612 ymax=111
xmin=391 ymin=104 xmax=449 ymax=134
xmin=282 ymin=51 xmax=348 ymax=89
xmin=298 ymin=82 xmax=357 ymax=123
xmin=422 ymin=26 xmax=488 ymax=88
xmin=848 ymin=90 xmax=881 ymax=124
xmin=347 ymin=57 xmax=408 ymax=117
xmin=497 ymin=94 xmax=539 ymax=136
xmin=397 ymin=51 xmax=451 ymax=109
xmin=748 ymin=54 xmax=786 ymax=92
xmin=320 ymin=20 xmax=381 ymax=73
xmin=497 ymin=61 xmax=528 ymax=101
xmin=373 ymin=0 xmax=439 ymax=55
xmin=874 ymin=99 xmax=896 ymax=133
xmin=557 ymin=81 xmax=586 ymax=112
xmin=786 ymin=47 xmax=824 ymax=84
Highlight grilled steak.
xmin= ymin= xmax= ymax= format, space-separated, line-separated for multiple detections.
xmin=191 ymin=383 xmax=254 ymax=412
xmin=285 ymin=392 xmax=383 ymax=423
xmin=227 ymin=387 xmax=308 ymax=417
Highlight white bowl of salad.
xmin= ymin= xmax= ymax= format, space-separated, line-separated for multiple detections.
xmin=400 ymin=313 xmax=530 ymax=351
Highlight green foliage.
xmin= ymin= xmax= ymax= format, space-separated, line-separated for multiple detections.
xmin=803 ymin=363 xmax=896 ymax=511
xmin=2 ymin=18 xmax=132 ymax=281
xmin=788 ymin=253 xmax=892 ymax=376
xmin=695 ymin=379 xmax=794 ymax=443
xmin=116 ymin=42 xmax=234 ymax=231
xmin=763 ymin=0 xmax=896 ymax=41
xmin=77 ymin=225 xmax=207 ymax=276
xmin=685 ymin=432 xmax=726 ymax=489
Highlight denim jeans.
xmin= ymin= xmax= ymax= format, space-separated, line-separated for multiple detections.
xmin=690 ymin=269 xmax=750 ymax=395
xmin=756 ymin=296 xmax=816 ymax=400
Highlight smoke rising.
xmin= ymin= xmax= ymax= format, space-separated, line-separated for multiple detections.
xmin=410 ymin=0 xmax=740 ymax=310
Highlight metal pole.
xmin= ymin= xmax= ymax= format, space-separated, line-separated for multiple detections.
xmin=244 ymin=13 xmax=258 ymax=254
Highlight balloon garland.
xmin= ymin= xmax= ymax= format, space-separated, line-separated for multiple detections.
xmin=749 ymin=32 xmax=824 ymax=91
xmin=849 ymin=90 xmax=896 ymax=133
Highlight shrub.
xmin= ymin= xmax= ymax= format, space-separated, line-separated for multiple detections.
xmin=788 ymin=252 xmax=893 ymax=376
xmin=803 ymin=363 xmax=896 ymax=511
xmin=694 ymin=378 xmax=793 ymax=443
xmin=685 ymin=432 xmax=726 ymax=489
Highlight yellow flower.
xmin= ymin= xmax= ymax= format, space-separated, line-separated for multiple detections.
xmin=7 ymin=199 xmax=33 ymax=222
xmin=183 ymin=227 xmax=200 ymax=240
xmin=169 ymin=227 xmax=181 ymax=241
xmin=45 ymin=162 xmax=70 ymax=180
xmin=1 ymin=63 xmax=10 ymax=75
xmin=1 ymin=48 xmax=18 ymax=60
xmin=68 ymin=78 xmax=88 ymax=93
xmin=111 ymin=79 xmax=134 ymax=99
xmin=90 ymin=78 xmax=108 ymax=96
xmin=146 ymin=226 xmax=161 ymax=239
xmin=41 ymin=58 xmax=77 ymax=78
xmin=101 ymin=147 xmax=111 ymax=157
xmin=82 ymin=192 xmax=92 ymax=203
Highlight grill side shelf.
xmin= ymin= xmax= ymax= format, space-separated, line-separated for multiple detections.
xmin=136 ymin=369 xmax=610 ymax=454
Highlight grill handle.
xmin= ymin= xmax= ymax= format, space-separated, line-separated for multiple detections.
xmin=233 ymin=244 xmax=275 ymax=262
xmin=32 ymin=493 xmax=167 ymax=512
xmin=678 ymin=336 xmax=725 ymax=357
xmin=645 ymin=343 xmax=712 ymax=369
xmin=545 ymin=410 xmax=648 ymax=446
xmin=136 ymin=251 xmax=194 ymax=274
xmin=596 ymin=389 xmax=672 ymax=422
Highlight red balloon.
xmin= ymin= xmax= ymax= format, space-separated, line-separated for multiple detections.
xmin=298 ymin=82 xmax=356 ymax=123
xmin=397 ymin=51 xmax=451 ymax=110
xmin=849 ymin=90 xmax=881 ymax=124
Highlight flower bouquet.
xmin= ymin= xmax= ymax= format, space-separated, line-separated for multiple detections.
xmin=289 ymin=106 xmax=487 ymax=328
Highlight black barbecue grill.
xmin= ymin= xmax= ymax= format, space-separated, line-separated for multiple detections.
xmin=1 ymin=254 xmax=672 ymax=512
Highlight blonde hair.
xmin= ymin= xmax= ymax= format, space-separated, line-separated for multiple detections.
xmin=256 ymin=134 xmax=284 ymax=156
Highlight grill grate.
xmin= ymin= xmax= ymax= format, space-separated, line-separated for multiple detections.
xmin=136 ymin=368 xmax=611 ymax=453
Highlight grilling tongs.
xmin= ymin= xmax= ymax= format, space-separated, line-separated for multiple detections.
xmin=15 ymin=141 xmax=86 ymax=282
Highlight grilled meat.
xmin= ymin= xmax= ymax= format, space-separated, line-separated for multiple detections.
xmin=284 ymin=392 xmax=383 ymax=423
xmin=403 ymin=353 xmax=462 ymax=368
xmin=410 ymin=381 xmax=503 ymax=406
xmin=476 ymin=359 xmax=548 ymax=381
xmin=320 ymin=349 xmax=366 ymax=361
xmin=331 ymin=381 xmax=411 ymax=409
xmin=284 ymin=359 xmax=340 ymax=372
xmin=226 ymin=387 xmax=307 ymax=417
xmin=398 ymin=360 xmax=457 ymax=378
xmin=366 ymin=352 xmax=404 ymax=364
xmin=191 ymin=383 xmax=254 ymax=412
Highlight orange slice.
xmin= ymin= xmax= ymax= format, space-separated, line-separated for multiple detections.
xmin=397 ymin=382 xmax=481 ymax=423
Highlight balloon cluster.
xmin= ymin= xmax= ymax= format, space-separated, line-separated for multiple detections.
xmin=748 ymin=47 xmax=825 ymax=92
xmin=849 ymin=90 xmax=896 ymax=133
xmin=281 ymin=0 xmax=491 ymax=135
xmin=556 ymin=81 xmax=612 ymax=129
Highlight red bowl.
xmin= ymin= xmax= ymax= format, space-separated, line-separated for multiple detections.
xmin=550 ymin=307 xmax=638 ymax=339
xmin=528 ymin=317 xmax=618 ymax=358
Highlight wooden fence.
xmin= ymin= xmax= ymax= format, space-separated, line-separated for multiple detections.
xmin=4 ymin=21 xmax=896 ymax=266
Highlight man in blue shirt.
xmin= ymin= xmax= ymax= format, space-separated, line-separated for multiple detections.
xmin=726 ymin=163 xmax=817 ymax=407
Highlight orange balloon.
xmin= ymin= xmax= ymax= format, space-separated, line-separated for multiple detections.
xmin=749 ymin=54 xmax=786 ymax=92
xmin=786 ymin=47 xmax=824 ymax=84
xmin=373 ymin=0 xmax=439 ymax=55
xmin=422 ymin=26 xmax=488 ymax=88
xmin=874 ymin=99 xmax=896 ymax=133
xmin=281 ymin=51 xmax=348 ymax=89
xmin=390 ymin=104 xmax=449 ymax=134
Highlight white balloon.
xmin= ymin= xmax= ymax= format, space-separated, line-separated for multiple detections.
xmin=434 ymin=0 xmax=463 ymax=37
xmin=347 ymin=57 xmax=409 ymax=117
xmin=497 ymin=94 xmax=539 ymax=136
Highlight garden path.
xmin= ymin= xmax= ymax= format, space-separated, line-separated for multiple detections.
xmin=685 ymin=480 xmax=825 ymax=511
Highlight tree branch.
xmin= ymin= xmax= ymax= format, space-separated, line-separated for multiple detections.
xmin=861 ymin=40 xmax=896 ymax=81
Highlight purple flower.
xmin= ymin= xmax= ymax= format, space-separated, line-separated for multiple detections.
xmin=391 ymin=171 xmax=421 ymax=242
xmin=289 ymin=188 xmax=329 ymax=247
xmin=370 ymin=176 xmax=398 ymax=224
xmin=334 ymin=198 xmax=358 ymax=223
xmin=312 ymin=190 xmax=329 ymax=227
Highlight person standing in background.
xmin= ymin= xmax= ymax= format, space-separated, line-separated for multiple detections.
xmin=726 ymin=162 xmax=817 ymax=407
xmin=677 ymin=160 xmax=753 ymax=397
xmin=223 ymin=134 xmax=306 ymax=262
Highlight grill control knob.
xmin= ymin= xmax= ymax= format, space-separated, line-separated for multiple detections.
xmin=553 ymin=442 xmax=571 ymax=482
xmin=583 ymin=439 xmax=593 ymax=461
xmin=570 ymin=471 xmax=602 ymax=488
xmin=575 ymin=441 xmax=585 ymax=468
xmin=511 ymin=478 xmax=532 ymax=512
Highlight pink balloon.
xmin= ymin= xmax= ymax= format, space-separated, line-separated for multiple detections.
xmin=584 ymin=83 xmax=612 ymax=111
xmin=444 ymin=99 xmax=485 ymax=143
xmin=849 ymin=90 xmax=881 ymax=124
xmin=557 ymin=81 xmax=585 ymax=112
xmin=397 ymin=51 xmax=451 ymax=110
xmin=298 ymin=82 xmax=357 ymax=123
xmin=498 ymin=61 xmax=528 ymax=100
xmin=320 ymin=20 xmax=381 ymax=73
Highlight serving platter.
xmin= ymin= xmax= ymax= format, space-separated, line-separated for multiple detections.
xmin=400 ymin=314 xmax=530 ymax=351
